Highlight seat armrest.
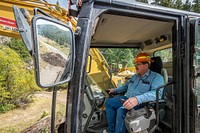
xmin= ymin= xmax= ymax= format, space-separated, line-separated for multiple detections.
xmin=105 ymin=90 xmax=125 ymax=98
xmin=146 ymin=100 xmax=166 ymax=109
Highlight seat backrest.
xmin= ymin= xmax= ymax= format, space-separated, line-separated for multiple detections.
xmin=150 ymin=56 xmax=168 ymax=83
xmin=161 ymin=68 xmax=168 ymax=83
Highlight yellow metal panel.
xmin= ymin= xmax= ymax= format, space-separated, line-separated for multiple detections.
xmin=0 ymin=0 xmax=76 ymax=37
xmin=88 ymin=48 xmax=117 ymax=90
xmin=0 ymin=28 xmax=20 ymax=38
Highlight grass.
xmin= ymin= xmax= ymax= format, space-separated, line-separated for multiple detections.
xmin=0 ymin=90 xmax=67 ymax=133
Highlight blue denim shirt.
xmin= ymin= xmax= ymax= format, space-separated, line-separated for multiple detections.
xmin=114 ymin=69 xmax=164 ymax=104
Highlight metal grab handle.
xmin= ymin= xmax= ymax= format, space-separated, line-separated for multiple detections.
xmin=149 ymin=81 xmax=174 ymax=133
xmin=86 ymin=54 xmax=92 ymax=74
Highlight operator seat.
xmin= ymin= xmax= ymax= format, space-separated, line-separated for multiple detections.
xmin=149 ymin=56 xmax=168 ymax=120
xmin=150 ymin=56 xmax=168 ymax=84
xmin=149 ymin=57 xmax=174 ymax=132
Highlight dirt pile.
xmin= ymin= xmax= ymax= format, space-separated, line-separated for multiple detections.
xmin=41 ymin=52 xmax=66 ymax=67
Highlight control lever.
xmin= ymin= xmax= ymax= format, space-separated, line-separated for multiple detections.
xmin=105 ymin=89 xmax=110 ymax=94
xmin=105 ymin=90 xmax=114 ymax=97
xmin=119 ymin=98 xmax=126 ymax=104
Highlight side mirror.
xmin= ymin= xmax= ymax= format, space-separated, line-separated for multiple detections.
xmin=32 ymin=15 xmax=75 ymax=88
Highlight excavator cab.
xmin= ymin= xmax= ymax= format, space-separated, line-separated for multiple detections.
xmin=7 ymin=0 xmax=200 ymax=132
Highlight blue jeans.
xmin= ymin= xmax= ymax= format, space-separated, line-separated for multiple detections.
xmin=105 ymin=96 xmax=128 ymax=133
xmin=105 ymin=96 xmax=145 ymax=133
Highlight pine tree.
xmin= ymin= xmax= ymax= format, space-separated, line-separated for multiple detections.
xmin=160 ymin=0 xmax=173 ymax=8
xmin=182 ymin=0 xmax=192 ymax=11
xmin=137 ymin=0 xmax=148 ymax=3
xmin=192 ymin=0 xmax=200 ymax=13
xmin=173 ymin=0 xmax=183 ymax=9
xmin=154 ymin=0 xmax=161 ymax=5
xmin=150 ymin=0 xmax=193 ymax=11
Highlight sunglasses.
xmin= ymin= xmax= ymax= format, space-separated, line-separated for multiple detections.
xmin=134 ymin=63 xmax=143 ymax=66
xmin=134 ymin=62 xmax=149 ymax=66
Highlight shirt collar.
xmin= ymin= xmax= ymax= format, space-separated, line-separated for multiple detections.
xmin=144 ymin=69 xmax=150 ymax=76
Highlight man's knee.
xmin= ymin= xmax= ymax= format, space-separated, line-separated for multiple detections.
xmin=105 ymin=98 xmax=113 ymax=107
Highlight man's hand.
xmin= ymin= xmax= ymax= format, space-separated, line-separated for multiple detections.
xmin=107 ymin=88 xmax=115 ymax=94
xmin=123 ymin=97 xmax=138 ymax=110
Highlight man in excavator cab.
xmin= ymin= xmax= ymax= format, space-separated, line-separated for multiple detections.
xmin=105 ymin=52 xmax=164 ymax=133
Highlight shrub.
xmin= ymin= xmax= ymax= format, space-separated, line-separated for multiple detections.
xmin=3 ymin=38 xmax=31 ymax=61
xmin=0 ymin=46 xmax=41 ymax=113
xmin=0 ymin=104 xmax=16 ymax=113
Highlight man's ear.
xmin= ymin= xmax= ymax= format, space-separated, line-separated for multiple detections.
xmin=145 ymin=63 xmax=149 ymax=68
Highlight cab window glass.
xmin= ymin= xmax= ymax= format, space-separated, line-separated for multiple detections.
xmin=196 ymin=25 xmax=200 ymax=66
xmin=197 ymin=77 xmax=200 ymax=105
xmin=197 ymin=52 xmax=200 ymax=66
xmin=198 ymin=25 xmax=200 ymax=47
xmin=98 ymin=48 xmax=139 ymax=74
xmin=154 ymin=48 xmax=172 ymax=63
xmin=197 ymin=76 xmax=200 ymax=132
xmin=196 ymin=24 xmax=200 ymax=132
xmin=87 ymin=48 xmax=140 ymax=89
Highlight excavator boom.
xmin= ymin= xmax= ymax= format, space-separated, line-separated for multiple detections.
xmin=0 ymin=0 xmax=77 ymax=38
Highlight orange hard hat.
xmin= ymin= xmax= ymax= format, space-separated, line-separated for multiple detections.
xmin=134 ymin=53 xmax=151 ymax=63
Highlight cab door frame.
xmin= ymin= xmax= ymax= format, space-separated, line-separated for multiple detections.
xmin=188 ymin=17 xmax=200 ymax=133
xmin=66 ymin=1 xmax=186 ymax=133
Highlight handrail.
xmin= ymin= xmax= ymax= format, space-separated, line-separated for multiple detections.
xmin=149 ymin=81 xmax=174 ymax=133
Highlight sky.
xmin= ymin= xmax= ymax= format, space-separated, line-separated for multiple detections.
xmin=43 ymin=0 xmax=68 ymax=10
